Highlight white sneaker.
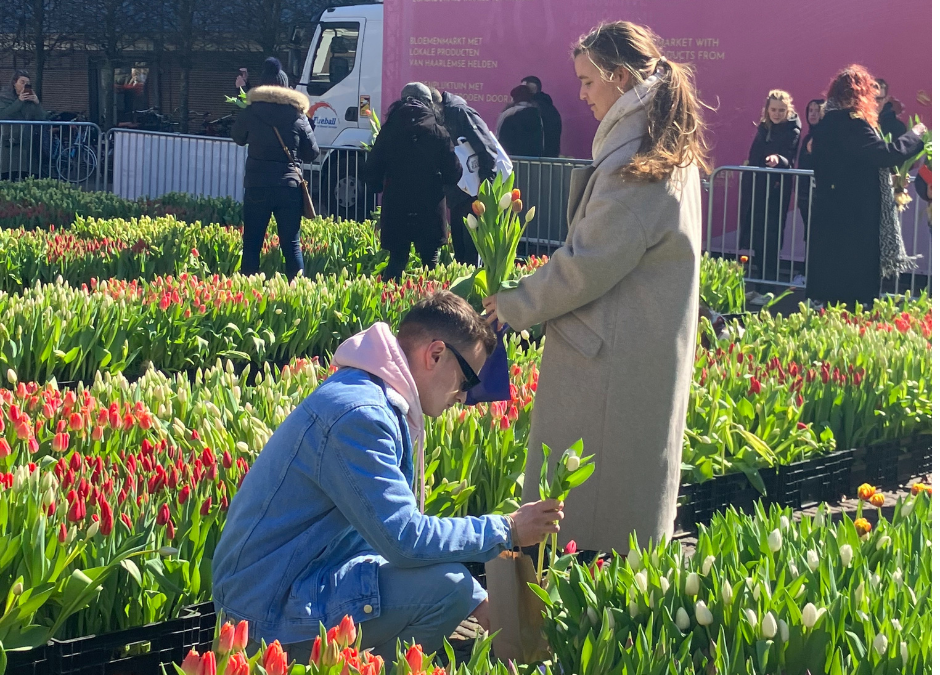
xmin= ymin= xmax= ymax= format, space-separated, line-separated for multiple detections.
xmin=793 ymin=274 xmax=806 ymax=285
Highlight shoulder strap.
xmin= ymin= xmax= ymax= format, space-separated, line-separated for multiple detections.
xmin=270 ymin=125 xmax=296 ymax=164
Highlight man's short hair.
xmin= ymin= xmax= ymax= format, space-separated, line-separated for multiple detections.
xmin=522 ymin=75 xmax=542 ymax=92
xmin=398 ymin=291 xmax=497 ymax=357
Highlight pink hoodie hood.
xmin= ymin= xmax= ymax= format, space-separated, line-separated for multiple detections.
xmin=332 ymin=323 xmax=427 ymax=510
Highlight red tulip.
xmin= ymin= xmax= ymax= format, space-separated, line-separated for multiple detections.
xmin=28 ymin=437 xmax=39 ymax=454
xmin=199 ymin=651 xmax=217 ymax=675
xmin=15 ymin=420 xmax=31 ymax=440
xmin=337 ymin=615 xmax=357 ymax=648
xmin=0 ymin=439 xmax=10 ymax=458
xmin=181 ymin=649 xmax=202 ymax=675
xmin=121 ymin=512 xmax=133 ymax=530
xmin=166 ymin=519 xmax=176 ymax=539
xmin=99 ymin=499 xmax=114 ymax=536
xmin=58 ymin=522 xmax=68 ymax=543
xmin=224 ymin=652 xmax=249 ymax=675
xmin=217 ymin=622 xmax=235 ymax=655
xmin=67 ymin=498 xmax=86 ymax=522
xmin=564 ymin=540 xmax=578 ymax=554
xmin=233 ymin=620 xmax=249 ymax=652
xmin=263 ymin=641 xmax=288 ymax=675
xmin=405 ymin=645 xmax=424 ymax=673
xmin=157 ymin=502 xmax=171 ymax=526
xmin=222 ymin=450 xmax=233 ymax=469
xmin=200 ymin=496 xmax=212 ymax=516
xmin=52 ymin=432 xmax=70 ymax=453
xmin=178 ymin=485 xmax=191 ymax=504
xmin=311 ymin=636 xmax=323 ymax=664
xmin=68 ymin=412 xmax=83 ymax=431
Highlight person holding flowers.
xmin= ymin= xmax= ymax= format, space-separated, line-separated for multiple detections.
xmin=483 ymin=21 xmax=708 ymax=554
xmin=212 ymin=291 xmax=564 ymax=663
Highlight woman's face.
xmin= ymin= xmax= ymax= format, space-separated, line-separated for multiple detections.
xmin=574 ymin=53 xmax=629 ymax=122
xmin=767 ymin=99 xmax=788 ymax=125
xmin=14 ymin=77 xmax=29 ymax=95
xmin=807 ymin=102 xmax=821 ymax=126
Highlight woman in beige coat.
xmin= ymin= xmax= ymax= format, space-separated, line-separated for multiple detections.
xmin=484 ymin=21 xmax=709 ymax=553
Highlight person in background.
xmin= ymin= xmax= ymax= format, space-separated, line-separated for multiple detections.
xmin=485 ymin=21 xmax=708 ymax=555
xmin=796 ymin=98 xmax=825 ymax=251
xmin=212 ymin=291 xmax=564 ymax=662
xmin=914 ymin=162 xmax=930 ymax=225
xmin=806 ymin=64 xmax=926 ymax=308
xmin=496 ymin=85 xmax=544 ymax=157
xmin=737 ymin=90 xmax=801 ymax=286
xmin=875 ymin=78 xmax=908 ymax=141
xmin=231 ymin=57 xmax=318 ymax=280
xmin=364 ymin=83 xmax=462 ymax=281
xmin=522 ymin=75 xmax=562 ymax=157
xmin=235 ymin=68 xmax=251 ymax=95
xmin=430 ymin=86 xmax=500 ymax=265
xmin=0 ymin=70 xmax=49 ymax=180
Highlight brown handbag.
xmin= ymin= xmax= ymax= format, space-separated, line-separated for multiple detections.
xmin=271 ymin=125 xmax=316 ymax=219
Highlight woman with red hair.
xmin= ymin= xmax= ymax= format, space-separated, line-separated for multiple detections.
xmin=806 ymin=64 xmax=926 ymax=307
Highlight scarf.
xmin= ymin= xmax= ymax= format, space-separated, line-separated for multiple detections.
xmin=591 ymin=69 xmax=662 ymax=162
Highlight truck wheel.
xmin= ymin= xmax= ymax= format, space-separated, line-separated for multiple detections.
xmin=320 ymin=150 xmax=374 ymax=222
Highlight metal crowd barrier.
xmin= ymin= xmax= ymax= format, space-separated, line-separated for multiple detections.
xmin=0 ymin=120 xmax=104 ymax=190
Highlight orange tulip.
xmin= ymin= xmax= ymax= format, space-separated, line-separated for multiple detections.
xmin=912 ymin=483 xmax=932 ymax=496
xmin=405 ymin=644 xmax=424 ymax=673
xmin=854 ymin=517 xmax=872 ymax=536
xmin=217 ymin=622 xmax=235 ymax=654
xmin=181 ymin=649 xmax=202 ymax=675
xmin=857 ymin=483 xmax=876 ymax=501
xmin=263 ymin=641 xmax=288 ymax=675
xmin=224 ymin=652 xmax=249 ymax=675
xmin=511 ymin=189 xmax=521 ymax=201
xmin=869 ymin=493 xmax=885 ymax=507
xmin=233 ymin=620 xmax=249 ymax=652
xmin=337 ymin=615 xmax=357 ymax=648
xmin=471 ymin=200 xmax=485 ymax=216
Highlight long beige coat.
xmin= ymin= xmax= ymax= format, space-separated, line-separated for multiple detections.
xmin=496 ymin=79 xmax=701 ymax=552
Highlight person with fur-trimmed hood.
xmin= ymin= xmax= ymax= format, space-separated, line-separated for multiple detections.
xmin=232 ymin=57 xmax=318 ymax=279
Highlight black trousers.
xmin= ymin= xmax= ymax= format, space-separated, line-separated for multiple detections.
xmin=449 ymin=197 xmax=478 ymax=265
xmin=242 ymin=186 xmax=304 ymax=280
xmin=385 ymin=244 xmax=440 ymax=282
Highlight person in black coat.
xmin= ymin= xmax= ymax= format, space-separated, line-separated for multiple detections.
xmin=796 ymin=98 xmax=825 ymax=243
xmin=431 ymin=87 xmax=501 ymax=265
xmin=522 ymin=76 xmax=562 ymax=157
xmin=875 ymin=78 xmax=908 ymax=141
xmin=364 ymin=83 xmax=462 ymax=281
xmin=231 ymin=58 xmax=318 ymax=280
xmin=738 ymin=90 xmax=801 ymax=280
xmin=496 ymin=85 xmax=544 ymax=158
xmin=806 ymin=66 xmax=926 ymax=308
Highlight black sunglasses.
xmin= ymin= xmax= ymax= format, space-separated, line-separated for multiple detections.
xmin=441 ymin=342 xmax=481 ymax=392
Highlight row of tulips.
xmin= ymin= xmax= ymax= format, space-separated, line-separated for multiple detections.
xmin=537 ymin=491 xmax=932 ymax=674
xmin=0 ymin=179 xmax=243 ymax=230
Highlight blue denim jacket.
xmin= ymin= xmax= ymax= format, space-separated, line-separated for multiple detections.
xmin=212 ymin=367 xmax=512 ymax=645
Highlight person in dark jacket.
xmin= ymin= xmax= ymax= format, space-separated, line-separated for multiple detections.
xmin=431 ymin=87 xmax=500 ymax=265
xmin=496 ymin=85 xmax=544 ymax=158
xmin=232 ymin=57 xmax=318 ymax=280
xmin=738 ymin=89 xmax=801 ymax=281
xmin=364 ymin=83 xmax=462 ymax=281
xmin=796 ymin=98 xmax=825 ymax=244
xmin=806 ymin=65 xmax=926 ymax=308
xmin=522 ymin=76 xmax=562 ymax=157
xmin=0 ymin=70 xmax=49 ymax=180
xmin=875 ymin=78 xmax=908 ymax=141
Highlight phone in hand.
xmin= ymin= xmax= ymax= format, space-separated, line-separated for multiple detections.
xmin=23 ymin=85 xmax=33 ymax=96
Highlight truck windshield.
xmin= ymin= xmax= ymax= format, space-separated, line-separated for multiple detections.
xmin=308 ymin=22 xmax=360 ymax=96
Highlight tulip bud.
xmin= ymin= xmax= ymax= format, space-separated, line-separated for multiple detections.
xmin=675 ymin=607 xmax=690 ymax=631
xmin=807 ymin=549 xmax=819 ymax=571
xmin=744 ymin=609 xmax=758 ymax=628
xmin=6 ymin=369 xmax=16 ymax=383
xmin=159 ymin=546 xmax=179 ymax=557
xmin=511 ymin=199 xmax=524 ymax=213
xmin=218 ymin=622 xmax=235 ymax=655
xmin=721 ymin=579 xmax=733 ymax=604
xmin=233 ymin=620 xmax=249 ymax=652
xmin=627 ymin=549 xmax=641 ymax=571
xmin=779 ymin=515 xmax=790 ymax=532
xmin=778 ymin=619 xmax=789 ymax=643
xmin=814 ymin=503 xmax=827 ymax=528
xmin=900 ymin=642 xmax=908 ymax=665
xmin=43 ymin=487 xmax=56 ymax=509
xmin=685 ymin=572 xmax=700 ymax=596
xmin=471 ymin=200 xmax=485 ymax=216
xmin=634 ymin=570 xmax=648 ymax=594
xmin=525 ymin=206 xmax=536 ymax=223
xmin=694 ymin=600 xmax=713 ymax=626
xmin=565 ymin=453 xmax=580 ymax=472
xmin=767 ymin=529 xmax=782 ymax=552
xmin=839 ymin=544 xmax=853 ymax=567
xmin=901 ymin=500 xmax=914 ymax=517
xmin=628 ymin=600 xmax=639 ymax=617
xmin=761 ymin=612 xmax=777 ymax=639
xmin=801 ymin=603 xmax=822 ymax=629
xmin=651 ymin=551 xmax=659 ymax=569
xmin=520 ymin=329 xmax=530 ymax=341
xmin=873 ymin=633 xmax=888 ymax=656
xmin=890 ymin=618 xmax=901 ymax=632
xmin=498 ymin=192 xmax=512 ymax=211
xmin=11 ymin=581 xmax=23 ymax=596
xmin=701 ymin=555 xmax=715 ymax=577
xmin=86 ymin=520 xmax=99 ymax=539
xmin=871 ymin=573 xmax=880 ymax=588
xmin=854 ymin=581 xmax=865 ymax=605
xmin=877 ymin=536 xmax=891 ymax=550
xmin=466 ymin=214 xmax=478 ymax=230
xmin=659 ymin=576 xmax=670 ymax=594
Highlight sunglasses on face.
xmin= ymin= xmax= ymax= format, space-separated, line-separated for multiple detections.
xmin=441 ymin=342 xmax=481 ymax=392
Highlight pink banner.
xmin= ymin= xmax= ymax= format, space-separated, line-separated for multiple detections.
xmin=383 ymin=0 xmax=933 ymax=166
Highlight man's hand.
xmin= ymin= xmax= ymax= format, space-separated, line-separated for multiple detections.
xmin=507 ymin=499 xmax=564 ymax=548
xmin=482 ymin=294 xmax=503 ymax=330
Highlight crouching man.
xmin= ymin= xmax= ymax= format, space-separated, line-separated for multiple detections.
xmin=212 ymin=291 xmax=563 ymax=662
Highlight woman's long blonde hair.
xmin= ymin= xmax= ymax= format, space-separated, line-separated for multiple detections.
xmin=573 ymin=21 xmax=711 ymax=182
xmin=758 ymin=89 xmax=796 ymax=128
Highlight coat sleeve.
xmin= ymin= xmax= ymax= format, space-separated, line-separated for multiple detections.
xmin=438 ymin=133 xmax=462 ymax=186
xmin=745 ymin=127 xmax=764 ymax=165
xmin=231 ymin=108 xmax=250 ymax=146
xmin=496 ymin=177 xmax=662 ymax=330
xmin=296 ymin=116 xmax=319 ymax=162
xmin=463 ymin=109 xmax=496 ymax=177
xmin=318 ymin=407 xmax=511 ymax=567
xmin=363 ymin=125 xmax=388 ymax=190
xmin=0 ymin=97 xmax=26 ymax=120
xmin=774 ymin=124 xmax=800 ymax=168
xmin=844 ymin=117 xmax=924 ymax=169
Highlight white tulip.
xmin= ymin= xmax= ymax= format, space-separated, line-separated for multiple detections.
xmin=744 ymin=609 xmax=758 ymax=628
xmin=778 ymin=619 xmax=789 ymax=643
xmin=873 ymin=633 xmax=888 ymax=656
xmin=86 ymin=521 xmax=99 ymax=539
xmin=694 ymin=600 xmax=713 ymax=626
xmin=525 ymin=206 xmax=536 ymax=223
xmin=6 ymin=368 xmax=16 ymax=384
xmin=891 ymin=619 xmax=902 ymax=631
xmin=635 ymin=570 xmax=648 ymax=594
xmin=627 ymin=549 xmax=641 ymax=571
xmin=629 ymin=601 xmax=639 ymax=618
xmin=802 ymin=603 xmax=819 ymax=629
xmin=807 ymin=549 xmax=819 ymax=572
xmin=660 ymin=576 xmax=670 ymax=594
xmin=780 ymin=515 xmax=790 ymax=532
xmin=565 ymin=453 xmax=580 ymax=472
xmin=159 ymin=546 xmax=180 ymax=557
xmin=721 ymin=579 xmax=733 ymax=604
xmin=520 ymin=329 xmax=530 ymax=341
xmin=466 ymin=213 xmax=478 ymax=230
xmin=767 ymin=529 xmax=782 ymax=552
xmin=498 ymin=192 xmax=513 ymax=211
xmin=900 ymin=642 xmax=908 ymax=665
xmin=814 ymin=504 xmax=827 ymax=528
xmin=789 ymin=563 xmax=799 ymax=579
xmin=701 ymin=555 xmax=715 ymax=577
xmin=675 ymin=607 xmax=691 ymax=631
xmin=839 ymin=544 xmax=854 ymax=567
xmin=745 ymin=576 xmax=755 ymax=592
xmin=892 ymin=569 xmax=903 ymax=584
xmin=11 ymin=581 xmax=23 ymax=596
xmin=586 ymin=607 xmax=598 ymax=626
xmin=761 ymin=612 xmax=777 ymax=639
xmin=795 ymin=584 xmax=806 ymax=598
xmin=854 ymin=581 xmax=865 ymax=605
xmin=685 ymin=572 xmax=700 ymax=596
xmin=871 ymin=573 xmax=881 ymax=588
xmin=236 ymin=441 xmax=249 ymax=453
xmin=901 ymin=500 xmax=914 ymax=517
xmin=42 ymin=487 xmax=56 ymax=509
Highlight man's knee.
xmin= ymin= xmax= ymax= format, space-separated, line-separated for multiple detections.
xmin=430 ymin=563 xmax=483 ymax=622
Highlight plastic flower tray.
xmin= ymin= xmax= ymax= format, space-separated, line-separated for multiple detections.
xmin=775 ymin=449 xmax=855 ymax=509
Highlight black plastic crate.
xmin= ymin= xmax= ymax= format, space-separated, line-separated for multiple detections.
xmin=775 ymin=450 xmax=854 ymax=509
xmin=51 ymin=603 xmax=212 ymax=675
xmin=677 ymin=466 xmax=778 ymax=531
xmin=4 ymin=642 xmax=53 ymax=675
xmin=852 ymin=438 xmax=904 ymax=488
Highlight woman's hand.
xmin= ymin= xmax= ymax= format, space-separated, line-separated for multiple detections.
xmin=765 ymin=155 xmax=780 ymax=168
xmin=482 ymin=294 xmax=503 ymax=330
xmin=912 ymin=123 xmax=927 ymax=137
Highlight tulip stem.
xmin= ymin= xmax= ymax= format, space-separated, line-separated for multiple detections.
xmin=536 ymin=536 xmax=547 ymax=584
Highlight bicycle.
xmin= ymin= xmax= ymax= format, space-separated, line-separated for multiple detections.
xmin=47 ymin=114 xmax=99 ymax=184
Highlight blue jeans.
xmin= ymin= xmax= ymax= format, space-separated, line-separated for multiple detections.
xmin=248 ymin=562 xmax=485 ymax=665
xmin=242 ymin=186 xmax=304 ymax=279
